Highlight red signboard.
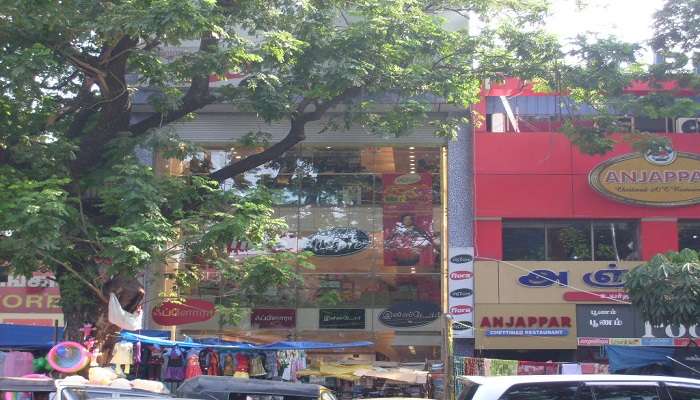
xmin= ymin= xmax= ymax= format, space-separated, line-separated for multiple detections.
xmin=251 ymin=308 xmax=296 ymax=329
xmin=563 ymin=291 xmax=630 ymax=302
xmin=0 ymin=287 xmax=61 ymax=313
xmin=151 ymin=299 xmax=215 ymax=326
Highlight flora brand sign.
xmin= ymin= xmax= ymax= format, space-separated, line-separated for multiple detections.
xmin=152 ymin=299 xmax=215 ymax=326
xmin=589 ymin=148 xmax=700 ymax=207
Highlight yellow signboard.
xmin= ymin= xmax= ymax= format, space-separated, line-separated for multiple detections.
xmin=589 ymin=151 xmax=700 ymax=207
xmin=475 ymin=304 xmax=577 ymax=350
xmin=474 ymin=261 xmax=639 ymax=304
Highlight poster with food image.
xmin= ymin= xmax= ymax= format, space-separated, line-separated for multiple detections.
xmin=382 ymin=173 xmax=434 ymax=268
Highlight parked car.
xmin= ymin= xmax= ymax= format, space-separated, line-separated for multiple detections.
xmin=0 ymin=377 xmax=171 ymax=400
xmin=176 ymin=376 xmax=337 ymax=400
xmin=457 ymin=374 xmax=700 ymax=400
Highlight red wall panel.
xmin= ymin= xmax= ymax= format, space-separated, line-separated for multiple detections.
xmin=473 ymin=131 xmax=700 ymax=260
xmin=475 ymin=132 xmax=572 ymax=174
xmin=475 ymin=174 xmax=574 ymax=218
xmin=640 ymin=220 xmax=679 ymax=259
xmin=474 ymin=219 xmax=503 ymax=260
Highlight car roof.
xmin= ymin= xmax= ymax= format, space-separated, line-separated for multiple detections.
xmin=459 ymin=374 xmax=700 ymax=386
xmin=0 ymin=377 xmax=56 ymax=392
xmin=59 ymin=384 xmax=165 ymax=396
xmin=176 ymin=376 xmax=324 ymax=398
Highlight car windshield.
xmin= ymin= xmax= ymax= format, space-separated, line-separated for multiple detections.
xmin=63 ymin=388 xmax=160 ymax=400
xmin=458 ymin=381 xmax=481 ymax=400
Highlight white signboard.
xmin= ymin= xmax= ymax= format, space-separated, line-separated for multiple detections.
xmin=448 ymin=247 xmax=474 ymax=338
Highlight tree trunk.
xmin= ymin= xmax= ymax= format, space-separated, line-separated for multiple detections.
xmin=60 ymin=273 xmax=144 ymax=366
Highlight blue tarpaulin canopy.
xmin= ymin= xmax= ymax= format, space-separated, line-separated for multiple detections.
xmin=606 ymin=345 xmax=675 ymax=372
xmin=0 ymin=324 xmax=64 ymax=349
xmin=119 ymin=331 xmax=372 ymax=350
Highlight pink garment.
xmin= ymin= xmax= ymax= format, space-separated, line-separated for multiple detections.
xmin=4 ymin=352 xmax=34 ymax=377
xmin=185 ymin=354 xmax=202 ymax=379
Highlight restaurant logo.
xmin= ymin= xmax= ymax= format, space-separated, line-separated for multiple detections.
xmin=152 ymin=299 xmax=215 ymax=326
xmin=449 ymin=305 xmax=473 ymax=315
xmin=303 ymin=228 xmax=370 ymax=257
xmin=450 ymin=271 xmax=473 ymax=280
xmin=378 ymin=301 xmax=441 ymax=328
xmin=450 ymin=254 xmax=473 ymax=264
xmin=589 ymin=149 xmax=700 ymax=207
xmin=450 ymin=288 xmax=473 ymax=298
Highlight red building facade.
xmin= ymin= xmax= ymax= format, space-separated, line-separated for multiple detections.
xmin=470 ymin=79 xmax=700 ymax=360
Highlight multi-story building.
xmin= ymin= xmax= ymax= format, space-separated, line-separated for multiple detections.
xmin=470 ymin=78 xmax=700 ymax=363
xmin=141 ymin=107 xmax=454 ymax=365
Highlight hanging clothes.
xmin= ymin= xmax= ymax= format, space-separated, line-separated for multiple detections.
xmin=207 ymin=349 xmax=221 ymax=376
xmin=250 ymin=355 xmax=266 ymax=377
xmin=163 ymin=347 xmax=186 ymax=382
xmin=222 ymin=354 xmax=235 ymax=376
xmin=199 ymin=348 xmax=211 ymax=374
xmin=185 ymin=349 xmax=203 ymax=379
xmin=147 ymin=346 xmax=164 ymax=381
xmin=2 ymin=352 xmax=33 ymax=377
xmin=111 ymin=341 xmax=134 ymax=375
xmin=561 ymin=363 xmax=583 ymax=375
xmin=235 ymin=352 xmax=250 ymax=373
xmin=489 ymin=359 xmax=518 ymax=376
xmin=516 ymin=361 xmax=559 ymax=375
xmin=264 ymin=351 xmax=277 ymax=378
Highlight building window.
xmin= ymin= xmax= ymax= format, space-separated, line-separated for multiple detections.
xmin=503 ymin=220 xmax=639 ymax=261
xmin=679 ymin=221 xmax=700 ymax=252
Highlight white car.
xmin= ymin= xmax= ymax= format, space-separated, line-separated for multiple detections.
xmin=457 ymin=374 xmax=700 ymax=400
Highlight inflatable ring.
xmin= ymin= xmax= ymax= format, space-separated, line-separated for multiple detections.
xmin=47 ymin=341 xmax=90 ymax=373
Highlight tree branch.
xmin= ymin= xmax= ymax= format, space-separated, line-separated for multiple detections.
xmin=209 ymin=86 xmax=363 ymax=182
xmin=128 ymin=33 xmax=219 ymax=136
xmin=37 ymin=250 xmax=109 ymax=304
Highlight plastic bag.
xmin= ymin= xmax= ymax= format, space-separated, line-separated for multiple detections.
xmin=108 ymin=293 xmax=143 ymax=330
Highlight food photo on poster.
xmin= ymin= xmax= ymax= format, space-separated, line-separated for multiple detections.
xmin=382 ymin=173 xmax=436 ymax=268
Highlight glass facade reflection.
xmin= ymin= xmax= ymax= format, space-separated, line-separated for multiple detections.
xmin=163 ymin=144 xmax=444 ymax=362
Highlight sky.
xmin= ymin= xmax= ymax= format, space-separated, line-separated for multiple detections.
xmin=547 ymin=0 xmax=666 ymax=63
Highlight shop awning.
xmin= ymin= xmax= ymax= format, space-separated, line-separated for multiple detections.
xmin=0 ymin=323 xmax=63 ymax=349
xmin=353 ymin=368 xmax=429 ymax=384
xmin=297 ymin=363 xmax=372 ymax=381
xmin=120 ymin=331 xmax=373 ymax=351
xmin=606 ymin=345 xmax=674 ymax=372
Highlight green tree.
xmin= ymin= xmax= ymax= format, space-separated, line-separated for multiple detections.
xmin=0 ymin=0 xmax=690 ymax=358
xmin=625 ymin=249 xmax=700 ymax=327
xmin=0 ymin=0 xmax=562 ymax=354
xmin=621 ymin=0 xmax=700 ymax=329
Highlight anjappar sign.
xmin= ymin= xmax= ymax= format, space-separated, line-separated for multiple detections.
xmin=589 ymin=149 xmax=700 ymax=207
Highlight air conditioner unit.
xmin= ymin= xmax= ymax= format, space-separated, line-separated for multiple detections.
xmin=676 ymin=118 xmax=700 ymax=133
xmin=491 ymin=113 xmax=506 ymax=132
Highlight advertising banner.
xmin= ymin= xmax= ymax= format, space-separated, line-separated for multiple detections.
xmin=251 ymin=308 xmax=296 ymax=329
xmin=377 ymin=301 xmax=441 ymax=329
xmin=319 ymin=309 xmax=365 ymax=329
xmin=576 ymin=304 xmax=700 ymax=346
xmin=474 ymin=261 xmax=638 ymax=304
xmin=448 ymin=247 xmax=474 ymax=338
xmin=576 ymin=304 xmax=638 ymax=338
xmin=475 ymin=303 xmax=577 ymax=349
xmin=382 ymin=173 xmax=434 ymax=268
